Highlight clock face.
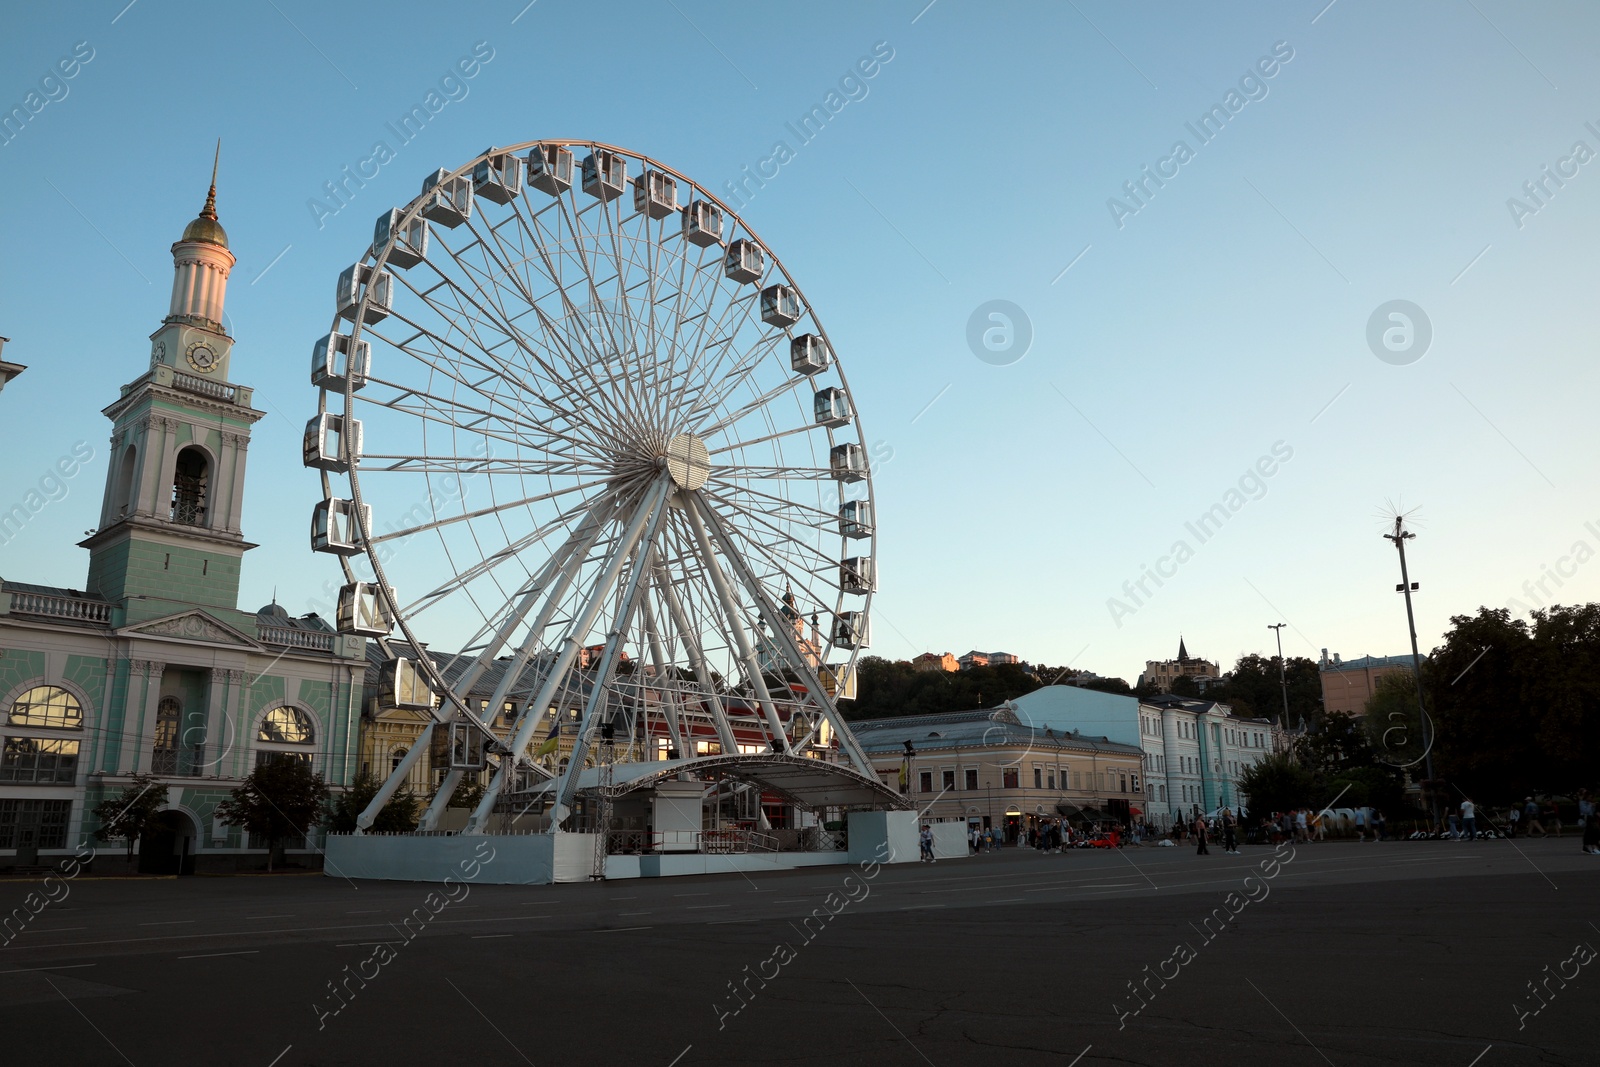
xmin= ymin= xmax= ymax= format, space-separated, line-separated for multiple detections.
xmin=186 ymin=341 xmax=218 ymax=374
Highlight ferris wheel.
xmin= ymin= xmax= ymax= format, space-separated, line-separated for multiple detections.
xmin=302 ymin=140 xmax=880 ymax=832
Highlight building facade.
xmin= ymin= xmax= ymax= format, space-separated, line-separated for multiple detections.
xmin=1139 ymin=637 xmax=1221 ymax=692
xmin=852 ymin=707 xmax=1143 ymax=840
xmin=1137 ymin=694 xmax=1275 ymax=828
xmin=911 ymin=652 xmax=958 ymax=673
xmin=1319 ymin=650 xmax=1416 ymax=716
xmin=958 ymin=650 xmax=1019 ymax=670
xmin=0 ymin=176 xmax=366 ymax=873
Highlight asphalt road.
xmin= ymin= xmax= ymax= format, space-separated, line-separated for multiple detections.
xmin=0 ymin=837 xmax=1594 ymax=1066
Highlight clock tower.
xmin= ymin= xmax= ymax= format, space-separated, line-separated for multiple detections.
xmin=82 ymin=151 xmax=264 ymax=624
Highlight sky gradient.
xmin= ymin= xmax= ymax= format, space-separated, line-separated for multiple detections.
xmin=2 ymin=0 xmax=1597 ymax=685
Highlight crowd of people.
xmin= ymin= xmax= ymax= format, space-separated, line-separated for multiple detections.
xmin=914 ymin=789 xmax=1600 ymax=860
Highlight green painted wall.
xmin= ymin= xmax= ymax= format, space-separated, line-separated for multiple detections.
xmin=0 ymin=648 xmax=46 ymax=697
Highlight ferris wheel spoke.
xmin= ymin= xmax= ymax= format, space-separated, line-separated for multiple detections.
xmin=358 ymin=374 xmax=615 ymax=463
xmin=703 ymin=478 xmax=837 ymax=528
xmin=360 ymin=455 xmax=609 ymax=478
xmin=696 ymin=369 xmax=811 ymax=442
xmin=710 ymin=464 xmax=835 ymax=482
xmin=430 ymin=232 xmax=647 ymax=440
xmin=365 ymin=476 xmax=616 ymax=547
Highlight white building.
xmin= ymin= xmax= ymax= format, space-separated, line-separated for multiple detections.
xmin=1138 ymin=695 xmax=1275 ymax=829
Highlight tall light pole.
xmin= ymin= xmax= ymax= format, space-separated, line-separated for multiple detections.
xmin=1383 ymin=516 xmax=1436 ymax=808
xmin=1268 ymin=623 xmax=1291 ymax=732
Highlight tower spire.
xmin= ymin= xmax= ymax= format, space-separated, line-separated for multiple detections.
xmin=200 ymin=139 xmax=220 ymax=221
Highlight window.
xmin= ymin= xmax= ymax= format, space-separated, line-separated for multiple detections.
xmin=694 ymin=741 xmax=722 ymax=756
xmin=919 ymin=770 xmax=933 ymax=793
xmin=1072 ymin=770 xmax=1081 ymax=790
xmin=964 ymin=768 xmax=978 ymax=791
xmin=0 ymin=798 xmax=71 ymax=849
xmin=1047 ymin=770 xmax=1056 ymax=790
xmin=1033 ymin=767 xmax=1042 ymax=788
xmin=8 ymin=686 xmax=82 ymax=729
xmin=390 ymin=747 xmax=407 ymax=774
xmin=259 ymin=706 xmax=315 ymax=744
xmin=502 ymin=701 xmax=517 ymax=724
xmin=1002 ymin=767 xmax=1019 ymax=789
xmin=941 ymin=769 xmax=956 ymax=791
xmin=0 ymin=737 xmax=79 ymax=783
xmin=256 ymin=750 xmax=311 ymax=767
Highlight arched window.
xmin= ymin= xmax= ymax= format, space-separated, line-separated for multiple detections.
xmin=8 ymin=686 xmax=83 ymax=728
xmin=171 ymin=446 xmax=209 ymax=526
xmin=390 ymin=747 xmax=407 ymax=775
xmin=3 ymin=686 xmax=84 ymax=785
xmin=259 ymin=706 xmax=315 ymax=744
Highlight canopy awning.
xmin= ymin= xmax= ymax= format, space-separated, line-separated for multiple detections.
xmin=512 ymin=753 xmax=910 ymax=810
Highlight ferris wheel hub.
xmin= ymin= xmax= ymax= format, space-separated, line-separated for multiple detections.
xmin=664 ymin=432 xmax=711 ymax=490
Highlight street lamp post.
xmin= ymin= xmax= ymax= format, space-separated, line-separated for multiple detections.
xmin=1383 ymin=515 xmax=1437 ymax=816
xmin=1268 ymin=622 xmax=1291 ymax=731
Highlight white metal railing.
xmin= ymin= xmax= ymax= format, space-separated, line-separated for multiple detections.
xmin=7 ymin=591 xmax=111 ymax=624
xmin=172 ymin=372 xmax=236 ymax=402
xmin=257 ymin=624 xmax=335 ymax=651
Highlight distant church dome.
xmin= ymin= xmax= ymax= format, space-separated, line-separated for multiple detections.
xmin=257 ymin=602 xmax=290 ymax=622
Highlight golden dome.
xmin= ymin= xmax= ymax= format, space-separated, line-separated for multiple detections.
xmin=181 ymin=213 xmax=228 ymax=248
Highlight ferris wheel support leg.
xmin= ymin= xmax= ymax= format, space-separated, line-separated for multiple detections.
xmin=683 ymin=495 xmax=790 ymax=755
xmin=449 ymin=504 xmax=609 ymax=703
xmin=652 ymin=561 xmax=740 ymax=754
xmin=638 ymin=592 xmax=686 ymax=758
xmin=357 ymin=721 xmax=437 ymax=832
xmin=466 ymin=478 xmax=672 ymax=834
xmin=418 ymin=767 xmax=465 ymax=831
xmin=547 ymin=487 xmax=674 ymax=829
xmin=694 ymin=498 xmax=877 ymax=777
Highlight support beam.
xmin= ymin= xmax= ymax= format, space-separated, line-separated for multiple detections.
xmin=682 ymin=495 xmax=790 ymax=754
xmin=467 ymin=477 xmax=672 ymax=833
xmin=652 ymin=559 xmax=739 ymax=753
xmin=356 ymin=722 xmax=436 ymax=832
xmin=693 ymin=495 xmax=876 ymax=776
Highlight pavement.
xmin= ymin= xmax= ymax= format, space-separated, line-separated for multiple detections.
xmin=0 ymin=837 xmax=1594 ymax=1066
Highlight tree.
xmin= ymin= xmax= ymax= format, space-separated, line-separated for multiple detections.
xmin=327 ymin=771 xmax=419 ymax=833
xmin=442 ymin=775 xmax=485 ymax=810
xmin=1361 ymin=669 xmax=1428 ymax=770
xmin=215 ymin=757 xmax=330 ymax=870
xmin=1237 ymin=752 xmax=1315 ymax=817
xmin=91 ymin=773 xmax=166 ymax=860
xmin=1427 ymin=604 xmax=1600 ymax=800
xmin=846 ymin=657 xmax=1046 ymax=719
xmin=1209 ymin=653 xmax=1322 ymax=725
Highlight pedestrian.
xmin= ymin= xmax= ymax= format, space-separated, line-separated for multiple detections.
xmin=1547 ymin=800 xmax=1563 ymax=838
xmin=1355 ymin=807 xmax=1369 ymax=843
xmin=1375 ymin=809 xmax=1387 ymax=841
xmin=1295 ymin=808 xmax=1309 ymax=843
xmin=1507 ymin=804 xmax=1520 ymax=838
xmin=1582 ymin=806 xmax=1600 ymax=856
xmin=1222 ymin=807 xmax=1238 ymax=854
xmin=1461 ymin=798 xmax=1477 ymax=841
xmin=1523 ymin=797 xmax=1546 ymax=838
xmin=1446 ymin=806 xmax=1461 ymax=840
xmin=1579 ymin=791 xmax=1595 ymax=853
xmin=919 ymin=824 xmax=934 ymax=863
xmin=1193 ymin=812 xmax=1210 ymax=855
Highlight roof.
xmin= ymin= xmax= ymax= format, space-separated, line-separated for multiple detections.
xmin=851 ymin=707 xmax=1141 ymax=758
xmin=516 ymin=752 xmax=909 ymax=809
xmin=1322 ymin=654 xmax=1417 ymax=672
xmin=1139 ymin=694 xmax=1271 ymax=724
xmin=1 ymin=580 xmax=107 ymax=602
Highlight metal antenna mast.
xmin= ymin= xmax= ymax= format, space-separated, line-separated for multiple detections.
xmin=1383 ymin=515 xmax=1437 ymax=809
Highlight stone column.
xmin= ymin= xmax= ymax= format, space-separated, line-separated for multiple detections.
xmin=131 ymin=660 xmax=164 ymax=774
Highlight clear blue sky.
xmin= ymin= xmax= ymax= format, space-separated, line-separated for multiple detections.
xmin=2 ymin=1 xmax=1597 ymax=685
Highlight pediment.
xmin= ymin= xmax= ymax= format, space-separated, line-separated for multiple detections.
xmin=120 ymin=609 xmax=262 ymax=650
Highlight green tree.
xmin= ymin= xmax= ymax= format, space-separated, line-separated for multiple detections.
xmin=1237 ymin=752 xmax=1316 ymax=816
xmin=1427 ymin=604 xmax=1600 ymax=800
xmin=443 ymin=775 xmax=485 ymax=810
xmin=215 ymin=757 xmax=330 ymax=871
xmin=91 ymin=773 xmax=166 ymax=860
xmin=1361 ymin=669 xmax=1428 ymax=770
xmin=327 ymin=771 xmax=419 ymax=833
xmin=1210 ymin=653 xmax=1322 ymax=725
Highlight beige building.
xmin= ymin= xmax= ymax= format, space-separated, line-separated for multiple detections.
xmin=1319 ymin=651 xmax=1415 ymax=716
xmin=1139 ymin=637 xmax=1221 ymax=692
xmin=852 ymin=707 xmax=1143 ymax=840
xmin=912 ymin=652 xmax=958 ymax=673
